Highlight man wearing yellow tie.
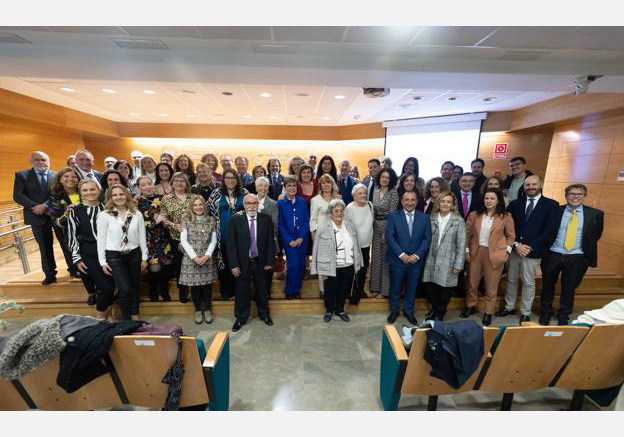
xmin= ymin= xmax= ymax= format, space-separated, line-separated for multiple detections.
xmin=539 ymin=184 xmax=604 ymax=326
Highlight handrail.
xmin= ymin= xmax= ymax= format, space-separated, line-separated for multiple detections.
xmin=0 ymin=225 xmax=31 ymax=239
xmin=0 ymin=208 xmax=23 ymax=216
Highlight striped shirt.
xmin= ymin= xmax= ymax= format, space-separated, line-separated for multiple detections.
xmin=66 ymin=203 xmax=104 ymax=264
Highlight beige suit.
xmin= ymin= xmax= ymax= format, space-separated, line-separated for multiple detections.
xmin=465 ymin=212 xmax=516 ymax=314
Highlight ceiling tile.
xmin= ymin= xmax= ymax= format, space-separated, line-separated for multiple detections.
xmin=196 ymin=26 xmax=271 ymax=40
xmin=121 ymin=26 xmax=200 ymax=39
xmin=273 ymin=26 xmax=346 ymax=42
xmin=413 ymin=26 xmax=500 ymax=47
xmin=48 ymin=26 xmax=126 ymax=35
xmin=344 ymin=26 xmax=422 ymax=44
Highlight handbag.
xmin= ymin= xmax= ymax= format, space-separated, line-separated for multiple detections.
xmin=131 ymin=323 xmax=183 ymax=336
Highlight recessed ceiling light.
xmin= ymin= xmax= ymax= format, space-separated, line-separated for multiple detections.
xmin=293 ymin=93 xmax=309 ymax=97
xmin=242 ymin=115 xmax=252 ymax=119
xmin=143 ymin=89 xmax=156 ymax=95
xmin=222 ymin=91 xmax=233 ymax=96
xmin=334 ymin=95 xmax=346 ymax=100
xmin=101 ymin=88 xmax=116 ymax=94
xmin=186 ymin=114 xmax=197 ymax=118
xmin=483 ymin=97 xmax=496 ymax=102
xmin=158 ymin=113 xmax=168 ymax=117
xmin=179 ymin=89 xmax=197 ymax=95
xmin=447 ymin=97 xmax=459 ymax=101
xmin=412 ymin=96 xmax=423 ymax=100
xmin=213 ymin=114 xmax=224 ymax=117
xmin=398 ymin=103 xmax=412 ymax=109
xmin=129 ymin=112 xmax=140 ymax=116
xmin=60 ymin=87 xmax=75 ymax=92
xmin=269 ymin=116 xmax=278 ymax=120
xmin=296 ymin=115 xmax=305 ymax=119
xmin=353 ymin=115 xmax=361 ymax=120
xmin=259 ymin=92 xmax=271 ymax=98
xmin=322 ymin=116 xmax=331 ymax=120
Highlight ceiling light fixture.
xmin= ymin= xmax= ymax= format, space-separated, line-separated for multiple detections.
xmin=213 ymin=114 xmax=224 ymax=117
xmin=158 ymin=113 xmax=168 ymax=117
xmin=296 ymin=115 xmax=305 ymax=119
xmin=293 ymin=93 xmax=309 ymax=97
xmin=269 ymin=116 xmax=278 ymax=120
xmin=322 ymin=116 xmax=331 ymax=120
xmin=447 ymin=97 xmax=459 ymax=101
xmin=412 ymin=96 xmax=423 ymax=100
xmin=143 ymin=89 xmax=156 ymax=95
xmin=353 ymin=115 xmax=361 ymax=120
xmin=101 ymin=88 xmax=116 ymax=94
xmin=483 ymin=97 xmax=496 ymax=102
xmin=334 ymin=95 xmax=346 ymax=100
xmin=179 ymin=90 xmax=197 ymax=95
xmin=222 ymin=91 xmax=233 ymax=96
xmin=242 ymin=115 xmax=252 ymax=119
xmin=398 ymin=103 xmax=411 ymax=109
xmin=259 ymin=92 xmax=271 ymax=98
xmin=60 ymin=87 xmax=75 ymax=92
xmin=186 ymin=114 xmax=197 ymax=118
xmin=129 ymin=112 xmax=140 ymax=116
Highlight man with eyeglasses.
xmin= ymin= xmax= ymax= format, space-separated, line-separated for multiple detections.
xmin=539 ymin=184 xmax=604 ymax=326
xmin=503 ymin=156 xmax=534 ymax=202
xmin=227 ymin=194 xmax=275 ymax=332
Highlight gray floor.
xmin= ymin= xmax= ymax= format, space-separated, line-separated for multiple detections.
xmin=3 ymin=310 xmax=601 ymax=411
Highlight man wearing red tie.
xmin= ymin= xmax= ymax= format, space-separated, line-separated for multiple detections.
xmin=454 ymin=172 xmax=483 ymax=220
xmin=228 ymin=194 xmax=276 ymax=332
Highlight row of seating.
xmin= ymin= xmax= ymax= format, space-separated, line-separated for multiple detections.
xmin=380 ymin=322 xmax=624 ymax=410
xmin=0 ymin=332 xmax=230 ymax=411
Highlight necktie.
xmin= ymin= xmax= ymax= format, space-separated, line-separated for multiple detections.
xmin=525 ymin=198 xmax=535 ymax=221
xmin=39 ymin=172 xmax=48 ymax=193
xmin=564 ymin=209 xmax=578 ymax=250
xmin=462 ymin=192 xmax=469 ymax=219
xmin=368 ymin=184 xmax=374 ymax=202
xmin=250 ymin=217 xmax=258 ymax=258
xmin=407 ymin=212 xmax=413 ymax=238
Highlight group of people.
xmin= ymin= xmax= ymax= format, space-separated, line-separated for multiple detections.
xmin=14 ymin=148 xmax=603 ymax=331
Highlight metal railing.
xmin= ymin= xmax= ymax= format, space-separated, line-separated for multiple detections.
xmin=0 ymin=208 xmax=24 ymax=217
xmin=0 ymin=225 xmax=33 ymax=274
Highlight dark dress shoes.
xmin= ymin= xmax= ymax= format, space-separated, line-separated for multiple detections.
xmin=403 ymin=312 xmax=418 ymax=326
xmin=41 ymin=276 xmax=57 ymax=286
xmin=558 ymin=317 xmax=569 ymax=326
xmin=387 ymin=312 xmax=399 ymax=324
xmin=519 ymin=314 xmax=531 ymax=324
xmin=424 ymin=310 xmax=435 ymax=321
xmin=324 ymin=313 xmax=333 ymax=323
xmin=232 ymin=320 xmax=245 ymax=332
xmin=86 ymin=293 xmax=96 ymax=306
xmin=482 ymin=314 xmax=492 ymax=326
xmin=495 ymin=308 xmax=516 ymax=317
xmin=287 ymin=295 xmax=294 ymax=300
xmin=178 ymin=287 xmax=188 ymax=303
xmin=460 ymin=307 xmax=476 ymax=318
xmin=539 ymin=313 xmax=552 ymax=326
xmin=261 ymin=316 xmax=274 ymax=326
xmin=337 ymin=313 xmax=350 ymax=322
xmin=70 ymin=272 xmax=81 ymax=279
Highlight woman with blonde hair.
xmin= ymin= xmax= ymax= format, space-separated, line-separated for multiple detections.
xmin=179 ymin=194 xmax=218 ymax=324
xmin=140 ymin=155 xmax=158 ymax=182
xmin=422 ymin=191 xmax=466 ymax=321
xmin=97 ymin=184 xmax=148 ymax=320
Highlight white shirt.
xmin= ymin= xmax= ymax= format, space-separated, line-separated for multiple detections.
xmin=77 ymin=167 xmax=101 ymax=189
xmin=332 ymin=221 xmax=354 ymax=267
xmin=96 ymin=209 xmax=148 ymax=265
xmin=525 ymin=193 xmax=542 ymax=212
xmin=180 ymin=229 xmax=217 ymax=260
xmin=258 ymin=196 xmax=266 ymax=213
xmin=479 ymin=216 xmax=494 ymax=247
xmin=436 ymin=213 xmax=452 ymax=246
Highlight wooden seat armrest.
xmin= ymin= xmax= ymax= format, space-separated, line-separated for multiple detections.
xmin=383 ymin=325 xmax=408 ymax=362
xmin=521 ymin=321 xmax=538 ymax=327
xmin=202 ymin=332 xmax=229 ymax=369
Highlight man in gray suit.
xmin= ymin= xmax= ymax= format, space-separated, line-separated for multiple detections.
xmin=13 ymin=151 xmax=59 ymax=285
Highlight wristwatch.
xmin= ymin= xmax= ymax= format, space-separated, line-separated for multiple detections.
xmin=513 ymin=242 xmax=519 ymax=249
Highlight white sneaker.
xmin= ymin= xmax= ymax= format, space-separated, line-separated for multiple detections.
xmin=204 ymin=310 xmax=213 ymax=324
xmin=194 ymin=311 xmax=204 ymax=324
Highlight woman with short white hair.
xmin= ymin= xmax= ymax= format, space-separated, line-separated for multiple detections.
xmin=311 ymin=198 xmax=362 ymax=323
xmin=345 ymin=183 xmax=373 ymax=304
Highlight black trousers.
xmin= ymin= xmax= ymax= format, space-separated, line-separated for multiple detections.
xmin=106 ymin=248 xmax=142 ymax=320
xmin=191 ymin=284 xmax=213 ymax=312
xmin=540 ymin=251 xmax=590 ymax=320
xmin=31 ymin=223 xmax=57 ymax=278
xmin=80 ymin=241 xmax=115 ymax=311
xmin=234 ymin=259 xmax=270 ymax=321
xmin=219 ymin=245 xmax=235 ymax=300
xmin=324 ymin=265 xmax=355 ymax=315
xmin=53 ymin=225 xmax=79 ymax=276
xmin=426 ymin=282 xmax=453 ymax=319
xmin=352 ymin=247 xmax=370 ymax=301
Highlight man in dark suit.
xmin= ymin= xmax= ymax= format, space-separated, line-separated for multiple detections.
xmin=74 ymin=149 xmax=102 ymax=188
xmin=267 ymin=158 xmax=284 ymax=200
xmin=13 ymin=151 xmax=58 ymax=285
xmin=497 ymin=175 xmax=559 ymax=322
xmin=471 ymin=158 xmax=487 ymax=194
xmin=454 ymin=172 xmax=483 ymax=221
xmin=539 ymin=184 xmax=604 ymax=325
xmin=362 ymin=158 xmax=380 ymax=202
xmin=337 ymin=159 xmax=356 ymax=205
xmin=385 ymin=191 xmax=432 ymax=325
xmin=228 ymin=194 xmax=276 ymax=332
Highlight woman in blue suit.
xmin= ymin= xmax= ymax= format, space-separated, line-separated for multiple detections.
xmin=278 ymin=176 xmax=310 ymax=299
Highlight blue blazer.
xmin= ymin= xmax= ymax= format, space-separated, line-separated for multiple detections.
xmin=507 ymin=195 xmax=559 ymax=259
xmin=385 ymin=209 xmax=432 ymax=265
xmin=338 ymin=175 xmax=356 ymax=205
xmin=278 ymin=196 xmax=310 ymax=245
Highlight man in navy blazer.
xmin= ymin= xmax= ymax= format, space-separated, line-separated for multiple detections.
xmin=497 ymin=175 xmax=559 ymax=322
xmin=13 ymin=151 xmax=59 ymax=285
xmin=385 ymin=191 xmax=432 ymax=325
xmin=337 ymin=159 xmax=356 ymax=205
xmin=74 ymin=149 xmax=102 ymax=188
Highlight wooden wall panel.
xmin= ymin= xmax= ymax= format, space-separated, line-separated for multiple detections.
xmin=544 ymin=111 xmax=624 ymax=275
